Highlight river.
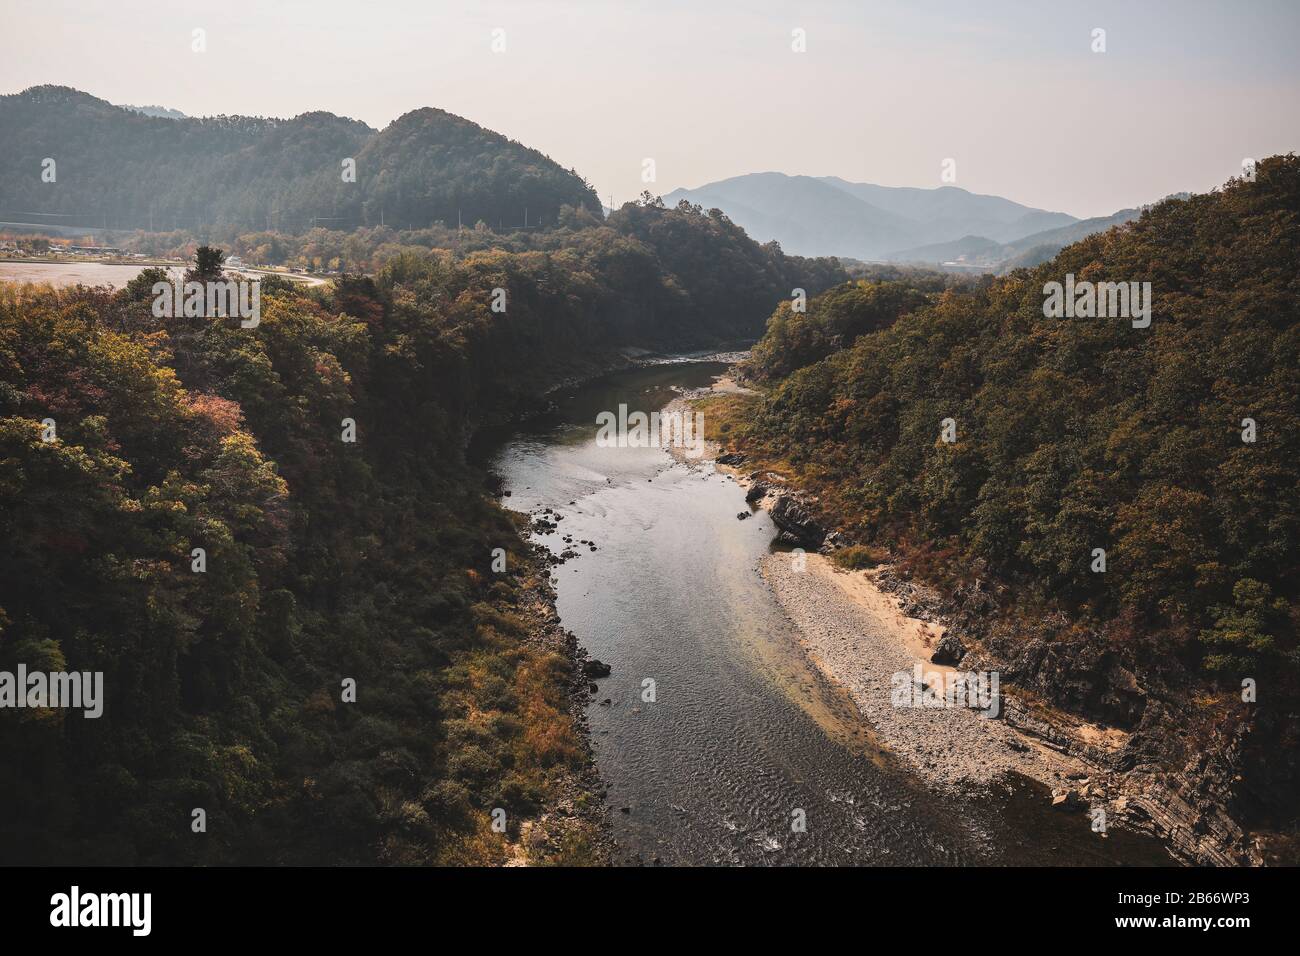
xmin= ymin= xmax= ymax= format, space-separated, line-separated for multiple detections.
xmin=0 ymin=260 xmax=325 ymax=289
xmin=489 ymin=360 xmax=1171 ymax=866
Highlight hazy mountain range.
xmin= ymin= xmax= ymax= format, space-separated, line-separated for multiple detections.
xmin=887 ymin=206 xmax=1144 ymax=272
xmin=119 ymin=103 xmax=188 ymax=120
xmin=4 ymin=86 xmax=1149 ymax=270
xmin=664 ymin=172 xmax=1139 ymax=271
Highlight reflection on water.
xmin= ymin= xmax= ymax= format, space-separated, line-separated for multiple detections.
xmin=491 ymin=362 xmax=1171 ymax=866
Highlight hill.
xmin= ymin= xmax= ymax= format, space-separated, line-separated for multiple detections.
xmin=0 ymin=192 xmax=845 ymax=862
xmin=0 ymin=86 xmax=600 ymax=234
xmin=719 ymin=155 xmax=1300 ymax=861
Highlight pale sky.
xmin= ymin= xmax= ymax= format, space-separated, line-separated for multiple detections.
xmin=2 ymin=0 xmax=1297 ymax=218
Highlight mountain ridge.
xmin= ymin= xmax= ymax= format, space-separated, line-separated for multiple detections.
xmin=664 ymin=170 xmax=1082 ymax=262
xmin=0 ymin=85 xmax=600 ymax=234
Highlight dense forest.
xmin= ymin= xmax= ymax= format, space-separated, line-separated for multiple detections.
xmin=713 ymin=156 xmax=1300 ymax=840
xmin=0 ymin=194 xmax=841 ymax=863
xmin=0 ymin=86 xmax=601 ymax=233
xmin=92 ymin=196 xmax=846 ymax=345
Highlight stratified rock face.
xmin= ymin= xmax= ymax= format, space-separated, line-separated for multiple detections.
xmin=1119 ymin=714 xmax=1262 ymax=867
xmin=768 ymin=493 xmax=826 ymax=549
xmin=873 ymin=562 xmax=1274 ymax=866
xmin=996 ymin=635 xmax=1148 ymax=730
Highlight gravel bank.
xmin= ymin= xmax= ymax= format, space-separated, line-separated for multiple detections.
xmin=760 ymin=552 xmax=1088 ymax=794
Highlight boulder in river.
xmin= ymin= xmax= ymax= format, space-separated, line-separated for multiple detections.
xmin=582 ymin=658 xmax=612 ymax=678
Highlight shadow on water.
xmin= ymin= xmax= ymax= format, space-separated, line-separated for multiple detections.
xmin=489 ymin=362 xmax=1172 ymax=866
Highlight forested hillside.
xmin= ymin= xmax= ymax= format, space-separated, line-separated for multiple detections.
xmin=0 ymin=86 xmax=600 ymax=233
xmin=0 ymin=269 xmax=582 ymax=864
xmin=0 ymin=189 xmax=840 ymax=863
xmin=720 ymin=156 xmax=1300 ymax=841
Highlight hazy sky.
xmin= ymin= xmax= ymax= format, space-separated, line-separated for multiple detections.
xmin=3 ymin=0 xmax=1297 ymax=217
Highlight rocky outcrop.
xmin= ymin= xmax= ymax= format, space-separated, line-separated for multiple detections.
xmin=994 ymin=692 xmax=1259 ymax=864
xmin=975 ymin=630 xmax=1149 ymax=730
xmin=582 ymin=658 xmax=612 ymax=678
xmin=768 ymin=493 xmax=828 ymax=549
xmin=873 ymin=569 xmax=1268 ymax=865
xmin=930 ymin=632 xmax=967 ymax=666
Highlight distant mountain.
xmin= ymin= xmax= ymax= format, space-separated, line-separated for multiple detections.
xmin=992 ymin=208 xmax=1143 ymax=271
xmin=818 ymin=177 xmax=1076 ymax=243
xmin=884 ymin=234 xmax=1005 ymax=266
xmin=663 ymin=173 xmax=919 ymax=259
xmin=0 ymin=85 xmax=600 ymax=233
xmin=663 ymin=172 xmax=1077 ymax=260
xmin=119 ymin=103 xmax=186 ymax=119
xmin=887 ymin=207 xmax=1144 ymax=272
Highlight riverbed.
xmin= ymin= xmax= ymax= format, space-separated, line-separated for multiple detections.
xmin=490 ymin=361 xmax=1171 ymax=866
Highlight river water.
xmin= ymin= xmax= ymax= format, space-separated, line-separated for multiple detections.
xmin=490 ymin=361 xmax=1171 ymax=866
xmin=0 ymin=261 xmax=325 ymax=289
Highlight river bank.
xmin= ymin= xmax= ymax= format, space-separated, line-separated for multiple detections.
xmin=760 ymin=552 xmax=1094 ymax=794
xmin=676 ymin=373 xmax=1269 ymax=866
xmin=497 ymin=549 xmax=616 ymax=866
xmin=661 ymin=386 xmax=1097 ymax=796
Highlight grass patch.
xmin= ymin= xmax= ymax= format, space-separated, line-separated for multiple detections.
xmin=831 ymin=544 xmax=890 ymax=570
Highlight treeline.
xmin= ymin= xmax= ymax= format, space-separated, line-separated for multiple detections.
xmin=0 ymin=196 xmax=838 ymax=863
xmin=120 ymin=197 xmax=846 ymax=344
xmin=0 ymin=86 xmax=600 ymax=234
xmin=736 ymin=155 xmax=1300 ymax=685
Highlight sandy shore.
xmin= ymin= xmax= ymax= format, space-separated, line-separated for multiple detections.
xmin=760 ymin=552 xmax=1091 ymax=794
